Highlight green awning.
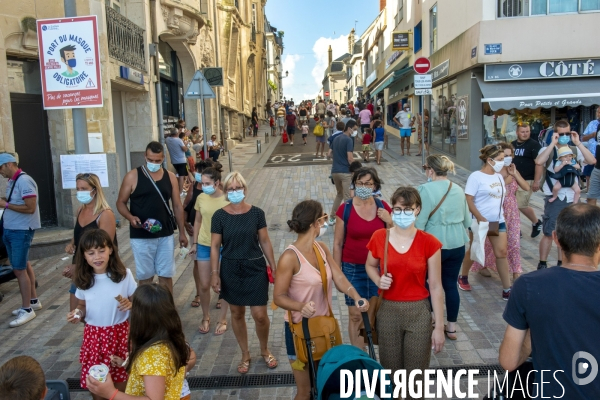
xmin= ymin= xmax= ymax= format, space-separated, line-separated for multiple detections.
xmin=370 ymin=66 xmax=413 ymax=97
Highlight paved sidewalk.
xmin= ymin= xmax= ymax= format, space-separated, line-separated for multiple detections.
xmin=0 ymin=124 xmax=556 ymax=399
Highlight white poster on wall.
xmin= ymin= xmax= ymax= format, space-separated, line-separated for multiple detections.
xmin=60 ymin=154 xmax=109 ymax=189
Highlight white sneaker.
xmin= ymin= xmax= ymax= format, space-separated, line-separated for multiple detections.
xmin=9 ymin=309 xmax=36 ymax=328
xmin=12 ymin=301 xmax=42 ymax=316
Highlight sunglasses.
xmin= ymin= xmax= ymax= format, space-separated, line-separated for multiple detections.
xmin=516 ymin=122 xmax=530 ymax=127
xmin=422 ymin=165 xmax=431 ymax=171
xmin=558 ymin=133 xmax=571 ymax=137
xmin=76 ymin=173 xmax=93 ymax=179
xmin=317 ymin=214 xmax=329 ymax=223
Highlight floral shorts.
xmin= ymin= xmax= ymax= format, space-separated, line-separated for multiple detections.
xmin=79 ymin=320 xmax=129 ymax=388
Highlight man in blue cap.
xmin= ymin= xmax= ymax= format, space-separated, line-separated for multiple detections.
xmin=0 ymin=153 xmax=41 ymax=327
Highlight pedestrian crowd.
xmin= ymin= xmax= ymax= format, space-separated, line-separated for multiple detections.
xmin=1 ymin=112 xmax=600 ymax=399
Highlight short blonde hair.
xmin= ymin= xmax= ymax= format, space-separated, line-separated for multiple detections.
xmin=222 ymin=171 xmax=247 ymax=192
xmin=76 ymin=173 xmax=111 ymax=215
xmin=426 ymin=154 xmax=456 ymax=176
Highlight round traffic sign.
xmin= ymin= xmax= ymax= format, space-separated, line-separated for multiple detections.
xmin=413 ymin=57 xmax=431 ymax=74
xmin=325 ymin=91 xmax=330 ymax=97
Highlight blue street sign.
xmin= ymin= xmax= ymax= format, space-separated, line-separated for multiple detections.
xmin=485 ymin=44 xmax=502 ymax=55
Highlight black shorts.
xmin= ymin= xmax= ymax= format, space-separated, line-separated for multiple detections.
xmin=173 ymin=163 xmax=188 ymax=177
xmin=287 ymin=127 xmax=296 ymax=135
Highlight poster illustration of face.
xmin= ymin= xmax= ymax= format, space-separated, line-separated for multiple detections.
xmin=37 ymin=16 xmax=103 ymax=109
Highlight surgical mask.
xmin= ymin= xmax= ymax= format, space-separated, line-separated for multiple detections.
xmin=203 ymin=185 xmax=216 ymax=195
xmin=146 ymin=162 xmax=161 ymax=173
xmin=489 ymin=160 xmax=504 ymax=173
xmin=558 ymin=135 xmax=570 ymax=145
xmin=355 ymin=186 xmax=373 ymax=200
xmin=318 ymin=222 xmax=328 ymax=237
xmin=392 ymin=213 xmax=415 ymax=229
xmin=405 ymin=108 xmax=410 ymax=112
xmin=351 ymin=130 xmax=358 ymax=137
xmin=503 ymin=156 xmax=513 ymax=167
xmin=427 ymin=177 xmax=433 ymax=183
xmin=67 ymin=59 xmax=77 ymax=68
xmin=194 ymin=172 xmax=202 ymax=182
xmin=227 ymin=190 xmax=245 ymax=204
xmin=76 ymin=191 xmax=94 ymax=205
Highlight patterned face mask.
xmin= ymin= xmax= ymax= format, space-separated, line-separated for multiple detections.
xmin=355 ymin=186 xmax=373 ymax=200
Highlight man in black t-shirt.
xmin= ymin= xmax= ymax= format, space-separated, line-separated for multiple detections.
xmin=500 ymin=203 xmax=600 ymax=399
xmin=511 ymin=123 xmax=543 ymax=237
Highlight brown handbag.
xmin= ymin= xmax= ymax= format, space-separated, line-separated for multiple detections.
xmin=486 ymin=177 xmax=504 ymax=237
xmin=288 ymin=243 xmax=343 ymax=363
xmin=358 ymin=229 xmax=389 ymax=345
xmin=428 ymin=182 xmax=453 ymax=219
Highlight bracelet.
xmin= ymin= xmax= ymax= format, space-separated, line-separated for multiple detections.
xmin=346 ymin=286 xmax=354 ymax=294
xmin=109 ymin=389 xmax=119 ymax=400
xmin=210 ymin=270 xmax=218 ymax=275
xmin=4 ymin=202 xmax=8 ymax=209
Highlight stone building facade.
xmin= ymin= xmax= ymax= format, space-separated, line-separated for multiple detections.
xmin=0 ymin=0 xmax=275 ymax=228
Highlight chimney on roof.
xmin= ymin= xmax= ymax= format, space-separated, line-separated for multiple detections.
xmin=380 ymin=0 xmax=386 ymax=11
xmin=348 ymin=28 xmax=355 ymax=54
xmin=328 ymin=45 xmax=332 ymax=66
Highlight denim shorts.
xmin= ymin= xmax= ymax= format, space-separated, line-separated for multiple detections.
xmin=341 ymin=262 xmax=379 ymax=306
xmin=284 ymin=322 xmax=296 ymax=360
xmin=130 ymin=235 xmax=175 ymax=280
xmin=196 ymin=244 xmax=222 ymax=262
xmin=3 ymin=228 xmax=35 ymax=270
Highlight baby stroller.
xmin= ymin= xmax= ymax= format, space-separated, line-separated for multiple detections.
xmin=303 ymin=312 xmax=384 ymax=400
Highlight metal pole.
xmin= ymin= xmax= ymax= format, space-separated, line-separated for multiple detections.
xmin=257 ymin=140 xmax=261 ymax=153
xmin=200 ymin=77 xmax=208 ymax=158
xmin=421 ymin=95 xmax=426 ymax=169
xmin=211 ymin=0 xmax=225 ymax=142
xmin=228 ymin=148 xmax=233 ymax=172
xmin=64 ymin=0 xmax=89 ymax=154
xmin=150 ymin=0 xmax=166 ymax=166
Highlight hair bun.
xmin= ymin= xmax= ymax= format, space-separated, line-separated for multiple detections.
xmin=287 ymin=219 xmax=300 ymax=231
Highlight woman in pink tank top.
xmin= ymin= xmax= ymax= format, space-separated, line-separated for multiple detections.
xmin=274 ymin=200 xmax=369 ymax=400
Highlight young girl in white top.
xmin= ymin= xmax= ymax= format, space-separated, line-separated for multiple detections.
xmin=67 ymin=229 xmax=137 ymax=399
xmin=301 ymin=123 xmax=309 ymax=145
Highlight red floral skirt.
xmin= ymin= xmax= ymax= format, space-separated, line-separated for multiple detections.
xmin=79 ymin=320 xmax=129 ymax=389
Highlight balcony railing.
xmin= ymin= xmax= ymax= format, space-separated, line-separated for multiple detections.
xmin=106 ymin=6 xmax=146 ymax=71
xmin=251 ymin=25 xmax=256 ymax=43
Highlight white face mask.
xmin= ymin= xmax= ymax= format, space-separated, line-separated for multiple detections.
xmin=489 ymin=159 xmax=504 ymax=173
xmin=351 ymin=130 xmax=358 ymax=137
xmin=503 ymin=156 xmax=513 ymax=167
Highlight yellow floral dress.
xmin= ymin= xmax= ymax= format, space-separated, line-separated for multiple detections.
xmin=125 ymin=343 xmax=185 ymax=400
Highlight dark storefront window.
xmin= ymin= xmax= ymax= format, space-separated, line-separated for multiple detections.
xmin=430 ymin=80 xmax=458 ymax=155
xmin=158 ymin=41 xmax=184 ymax=120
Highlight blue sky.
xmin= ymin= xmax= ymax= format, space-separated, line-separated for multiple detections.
xmin=264 ymin=0 xmax=379 ymax=102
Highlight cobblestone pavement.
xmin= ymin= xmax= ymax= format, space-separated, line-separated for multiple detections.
xmin=0 ymin=124 xmax=558 ymax=399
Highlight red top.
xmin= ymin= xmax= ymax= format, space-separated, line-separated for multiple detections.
xmin=367 ymin=103 xmax=374 ymax=114
xmin=269 ymin=117 xmax=274 ymax=127
xmin=362 ymin=133 xmax=372 ymax=145
xmin=336 ymin=201 xmax=392 ymax=264
xmin=366 ymin=229 xmax=442 ymax=301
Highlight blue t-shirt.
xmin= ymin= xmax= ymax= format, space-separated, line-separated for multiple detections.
xmin=503 ymin=267 xmax=600 ymax=399
xmin=331 ymin=134 xmax=353 ymax=174
xmin=4 ymin=172 xmax=41 ymax=230
xmin=374 ymin=127 xmax=385 ymax=142
xmin=328 ymin=131 xmax=343 ymax=148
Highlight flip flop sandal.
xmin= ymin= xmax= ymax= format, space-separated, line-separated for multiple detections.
xmin=216 ymin=300 xmax=222 ymax=309
xmin=198 ymin=319 xmax=210 ymax=334
xmin=191 ymin=295 xmax=201 ymax=308
xmin=214 ymin=321 xmax=227 ymax=336
xmin=238 ymin=353 xmax=251 ymax=374
xmin=262 ymin=353 xmax=278 ymax=369
xmin=444 ymin=325 xmax=457 ymax=340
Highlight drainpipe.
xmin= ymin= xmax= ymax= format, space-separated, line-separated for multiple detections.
xmin=149 ymin=0 xmax=166 ymax=166
xmin=212 ymin=0 xmax=226 ymax=142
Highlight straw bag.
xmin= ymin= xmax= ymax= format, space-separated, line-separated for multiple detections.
xmin=288 ymin=243 xmax=342 ymax=363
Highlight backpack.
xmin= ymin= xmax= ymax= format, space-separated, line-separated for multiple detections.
xmin=543 ymin=145 xmax=579 ymax=191
xmin=342 ymin=198 xmax=385 ymax=245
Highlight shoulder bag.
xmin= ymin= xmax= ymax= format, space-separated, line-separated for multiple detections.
xmin=140 ymin=166 xmax=178 ymax=232
xmin=288 ymin=243 xmax=342 ymax=363
xmin=358 ymin=229 xmax=389 ymax=345
xmin=428 ymin=181 xmax=453 ymax=219
xmin=313 ymin=123 xmax=324 ymax=137
xmin=486 ymin=177 xmax=504 ymax=237
xmin=0 ymin=173 xmax=23 ymax=251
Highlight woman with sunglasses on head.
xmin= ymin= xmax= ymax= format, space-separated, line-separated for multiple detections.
xmin=472 ymin=143 xmax=530 ymax=283
xmin=365 ymin=187 xmax=445 ymax=399
xmin=333 ymin=167 xmax=391 ymax=348
xmin=458 ymin=144 xmax=512 ymax=300
xmin=275 ymin=200 xmax=369 ymax=400
xmin=188 ymin=166 xmax=230 ymax=336
xmin=63 ymin=173 xmax=117 ymax=312
xmin=210 ymin=171 xmax=278 ymax=374
xmin=415 ymin=155 xmax=470 ymax=340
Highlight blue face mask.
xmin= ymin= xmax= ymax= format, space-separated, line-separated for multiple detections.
xmin=392 ymin=213 xmax=416 ymax=229
xmin=146 ymin=162 xmax=161 ymax=173
xmin=67 ymin=59 xmax=77 ymax=68
xmin=227 ymin=190 xmax=245 ymax=204
xmin=427 ymin=177 xmax=433 ymax=183
xmin=558 ymin=135 xmax=570 ymax=145
xmin=194 ymin=172 xmax=202 ymax=182
xmin=203 ymin=185 xmax=216 ymax=195
xmin=76 ymin=190 xmax=94 ymax=205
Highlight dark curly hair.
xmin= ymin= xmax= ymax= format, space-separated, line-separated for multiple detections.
xmin=287 ymin=200 xmax=323 ymax=234
xmin=73 ymin=229 xmax=126 ymax=290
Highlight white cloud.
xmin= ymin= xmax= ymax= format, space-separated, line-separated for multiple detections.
xmin=281 ymin=54 xmax=302 ymax=88
xmin=311 ymin=35 xmax=350 ymax=94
